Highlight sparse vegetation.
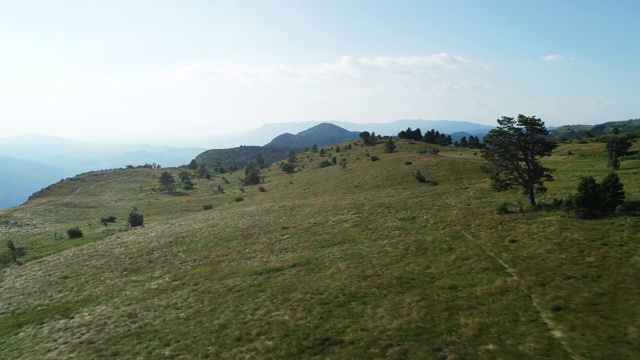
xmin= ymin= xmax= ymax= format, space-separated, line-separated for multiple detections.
xmin=202 ymin=204 xmax=213 ymax=210
xmin=0 ymin=133 xmax=638 ymax=359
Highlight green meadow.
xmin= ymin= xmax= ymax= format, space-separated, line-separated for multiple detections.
xmin=1 ymin=138 xmax=638 ymax=359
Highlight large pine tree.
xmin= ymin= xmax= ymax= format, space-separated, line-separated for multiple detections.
xmin=482 ymin=115 xmax=558 ymax=206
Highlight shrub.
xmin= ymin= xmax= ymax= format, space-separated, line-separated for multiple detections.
xmin=243 ymin=163 xmax=261 ymax=185
xmin=281 ymin=162 xmax=295 ymax=173
xmin=217 ymin=185 xmax=225 ymax=193
xmin=258 ymin=186 xmax=267 ymax=192
xmin=413 ymin=170 xmax=438 ymax=185
xmin=202 ymin=204 xmax=213 ymax=210
xmin=496 ymin=203 xmax=511 ymax=214
xmin=67 ymin=227 xmax=83 ymax=239
xmin=128 ymin=207 xmax=144 ymax=227
xmin=235 ymin=197 xmax=244 ymax=202
xmin=405 ymin=161 xmax=413 ymax=165
xmin=564 ymin=173 xmax=625 ymax=218
xmin=370 ymin=156 xmax=380 ymax=162
xmin=318 ymin=160 xmax=332 ymax=168
xmin=100 ymin=215 xmax=116 ymax=225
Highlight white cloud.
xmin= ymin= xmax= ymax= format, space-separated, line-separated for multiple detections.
xmin=431 ymin=80 xmax=481 ymax=92
xmin=174 ymin=53 xmax=474 ymax=83
xmin=541 ymin=54 xmax=565 ymax=62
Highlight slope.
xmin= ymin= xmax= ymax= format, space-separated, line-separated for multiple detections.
xmin=1 ymin=138 xmax=639 ymax=359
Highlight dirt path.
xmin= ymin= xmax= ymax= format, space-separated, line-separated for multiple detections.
xmin=461 ymin=230 xmax=579 ymax=360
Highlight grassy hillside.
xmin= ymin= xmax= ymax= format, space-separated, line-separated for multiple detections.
xmin=1 ymin=138 xmax=639 ymax=359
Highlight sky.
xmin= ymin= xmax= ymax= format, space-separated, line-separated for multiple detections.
xmin=1 ymin=0 xmax=639 ymax=143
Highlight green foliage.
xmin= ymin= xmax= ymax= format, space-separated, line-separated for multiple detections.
xmin=243 ymin=162 xmax=261 ymax=186
xmin=128 ymin=207 xmax=144 ymax=227
xmin=258 ymin=186 xmax=267 ymax=192
xmin=234 ymin=197 xmax=244 ymax=202
xmin=370 ymin=156 xmax=380 ymax=162
xmin=496 ymin=202 xmax=511 ymax=214
xmin=398 ymin=127 xmax=422 ymax=141
xmin=6 ymin=240 xmax=19 ymax=264
xmin=311 ymin=144 xmax=318 ymax=153
xmin=359 ymin=131 xmax=377 ymax=146
xmin=565 ymin=173 xmax=625 ymax=218
xmin=384 ymin=138 xmax=396 ymax=153
xmin=202 ymin=204 xmax=213 ymax=210
xmin=217 ymin=185 xmax=225 ymax=194
xmin=600 ymin=172 xmax=626 ymax=211
xmin=482 ymin=114 xmax=558 ymax=206
xmin=281 ymin=162 xmax=295 ymax=173
xmin=605 ymin=136 xmax=633 ymax=169
xmin=318 ymin=160 xmax=332 ymax=168
xmin=332 ymin=156 xmax=338 ymax=165
xmin=158 ymin=171 xmax=177 ymax=193
xmin=67 ymin=227 xmax=83 ymax=239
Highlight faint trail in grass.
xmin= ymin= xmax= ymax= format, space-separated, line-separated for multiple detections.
xmin=462 ymin=230 xmax=580 ymax=360
xmin=63 ymin=180 xmax=114 ymax=204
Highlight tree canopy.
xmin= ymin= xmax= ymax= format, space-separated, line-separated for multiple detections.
xmin=158 ymin=171 xmax=177 ymax=193
xmin=482 ymin=115 xmax=558 ymax=206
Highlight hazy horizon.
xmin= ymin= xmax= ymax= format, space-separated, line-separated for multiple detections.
xmin=2 ymin=1 xmax=639 ymax=142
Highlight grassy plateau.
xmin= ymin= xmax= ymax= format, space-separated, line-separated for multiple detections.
xmin=0 ymin=138 xmax=639 ymax=359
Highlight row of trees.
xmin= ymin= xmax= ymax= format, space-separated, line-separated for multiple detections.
xmin=397 ymin=128 xmax=453 ymax=146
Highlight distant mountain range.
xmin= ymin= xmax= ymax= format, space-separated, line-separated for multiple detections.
xmin=0 ymin=135 xmax=205 ymax=209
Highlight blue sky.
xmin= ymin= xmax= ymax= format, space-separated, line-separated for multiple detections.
xmin=1 ymin=0 xmax=638 ymax=142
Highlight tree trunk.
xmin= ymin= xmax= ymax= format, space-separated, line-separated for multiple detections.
xmin=528 ymin=186 xmax=536 ymax=207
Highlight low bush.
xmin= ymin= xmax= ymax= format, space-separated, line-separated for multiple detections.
xmin=370 ymin=156 xmax=380 ymax=162
xmin=202 ymin=204 xmax=213 ymax=210
xmin=128 ymin=207 xmax=144 ymax=227
xmin=318 ymin=160 xmax=332 ymax=168
xmin=496 ymin=203 xmax=511 ymax=214
xmin=281 ymin=162 xmax=295 ymax=173
xmin=258 ymin=186 xmax=267 ymax=192
xmin=67 ymin=227 xmax=83 ymax=239
xmin=413 ymin=171 xmax=438 ymax=185
xmin=100 ymin=216 xmax=117 ymax=225
xmin=235 ymin=197 xmax=244 ymax=202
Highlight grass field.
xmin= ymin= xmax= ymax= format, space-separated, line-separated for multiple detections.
xmin=1 ymin=138 xmax=639 ymax=359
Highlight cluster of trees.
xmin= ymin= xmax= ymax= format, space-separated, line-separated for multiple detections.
xmin=359 ymin=131 xmax=378 ymax=146
xmin=397 ymin=128 xmax=453 ymax=146
xmin=454 ymin=135 xmax=483 ymax=149
xmin=482 ymin=114 xmax=631 ymax=218
xmin=565 ymin=173 xmax=625 ymax=218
